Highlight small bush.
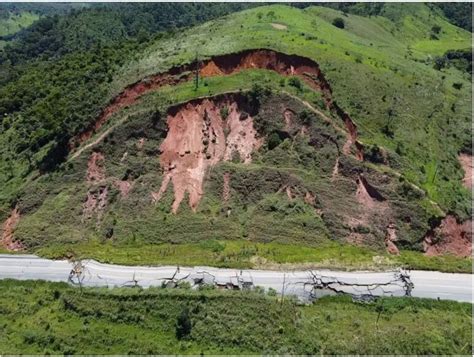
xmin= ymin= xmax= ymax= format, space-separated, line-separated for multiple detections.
xmin=431 ymin=25 xmax=441 ymax=34
xmin=220 ymin=107 xmax=229 ymax=119
xmin=332 ymin=18 xmax=345 ymax=29
xmin=288 ymin=77 xmax=303 ymax=91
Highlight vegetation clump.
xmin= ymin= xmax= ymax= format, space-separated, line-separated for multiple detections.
xmin=332 ymin=17 xmax=345 ymax=29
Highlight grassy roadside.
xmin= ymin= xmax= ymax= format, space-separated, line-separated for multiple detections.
xmin=36 ymin=239 xmax=472 ymax=273
xmin=0 ymin=279 xmax=471 ymax=354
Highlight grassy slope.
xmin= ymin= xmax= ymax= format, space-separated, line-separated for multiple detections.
xmin=0 ymin=280 xmax=471 ymax=355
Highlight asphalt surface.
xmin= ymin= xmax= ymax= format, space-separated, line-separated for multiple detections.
xmin=0 ymin=254 xmax=471 ymax=303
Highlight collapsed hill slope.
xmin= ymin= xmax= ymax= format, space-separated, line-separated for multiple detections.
xmin=0 ymin=4 xmax=471 ymax=265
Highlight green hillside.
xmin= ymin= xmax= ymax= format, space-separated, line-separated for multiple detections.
xmin=0 ymin=4 xmax=471 ymax=271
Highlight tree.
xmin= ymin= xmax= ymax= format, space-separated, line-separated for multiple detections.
xmin=175 ymin=307 xmax=192 ymax=340
xmin=332 ymin=17 xmax=345 ymax=29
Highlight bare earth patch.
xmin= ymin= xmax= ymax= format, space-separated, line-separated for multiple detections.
xmin=1 ymin=206 xmax=23 ymax=251
xmin=82 ymin=152 xmax=108 ymax=223
xmin=271 ymin=23 xmax=287 ymax=30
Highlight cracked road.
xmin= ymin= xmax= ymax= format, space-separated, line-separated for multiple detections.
xmin=0 ymin=254 xmax=471 ymax=303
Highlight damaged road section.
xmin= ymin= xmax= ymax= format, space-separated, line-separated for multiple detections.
xmin=0 ymin=255 xmax=471 ymax=303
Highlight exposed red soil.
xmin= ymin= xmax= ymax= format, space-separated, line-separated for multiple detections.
xmin=70 ymin=49 xmax=362 ymax=160
xmin=1 ymin=206 xmax=23 ymax=251
xmin=82 ymin=186 xmax=108 ymax=223
xmin=355 ymin=174 xmax=386 ymax=209
xmin=423 ymin=215 xmax=472 ymax=258
xmin=347 ymin=175 xmax=391 ymax=247
xmin=86 ymin=151 xmax=106 ymax=183
xmin=200 ymin=60 xmax=224 ymax=77
xmin=154 ymin=94 xmax=261 ymax=213
xmin=458 ymin=153 xmax=472 ymax=189
xmin=304 ymin=191 xmax=316 ymax=206
xmin=385 ymin=223 xmax=399 ymax=255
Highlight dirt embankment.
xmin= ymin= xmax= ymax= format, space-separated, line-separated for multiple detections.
xmin=71 ymin=49 xmax=362 ymax=160
xmin=152 ymin=94 xmax=262 ymax=213
xmin=1 ymin=206 xmax=23 ymax=251
xmin=355 ymin=174 xmax=386 ymax=209
xmin=423 ymin=215 xmax=472 ymax=258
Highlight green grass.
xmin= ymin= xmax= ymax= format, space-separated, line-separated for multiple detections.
xmin=36 ymin=239 xmax=472 ymax=273
xmin=0 ymin=279 xmax=471 ymax=355
xmin=0 ymin=11 xmax=39 ymax=37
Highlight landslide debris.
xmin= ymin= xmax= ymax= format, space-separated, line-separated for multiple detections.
xmin=152 ymin=94 xmax=262 ymax=213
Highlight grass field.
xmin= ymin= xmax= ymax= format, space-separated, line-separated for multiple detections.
xmin=0 ymin=279 xmax=471 ymax=355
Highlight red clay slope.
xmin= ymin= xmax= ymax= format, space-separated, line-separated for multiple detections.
xmin=152 ymin=93 xmax=262 ymax=213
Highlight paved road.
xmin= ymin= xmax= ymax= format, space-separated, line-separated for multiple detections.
xmin=0 ymin=254 xmax=471 ymax=303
